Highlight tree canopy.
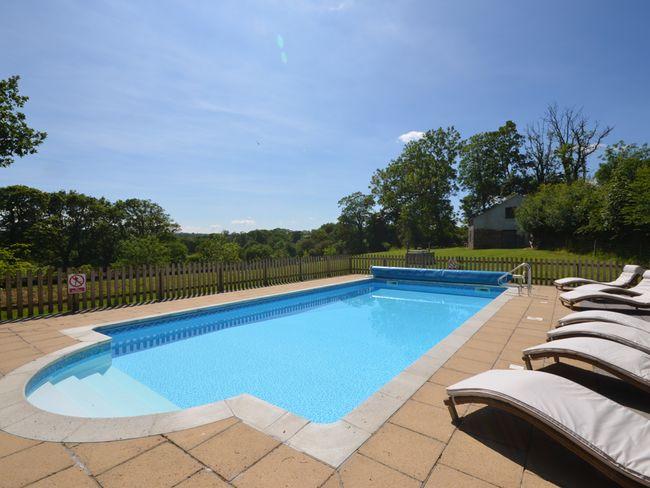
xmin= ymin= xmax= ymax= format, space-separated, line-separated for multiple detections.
xmin=0 ymin=76 xmax=47 ymax=167
xmin=371 ymin=127 xmax=461 ymax=248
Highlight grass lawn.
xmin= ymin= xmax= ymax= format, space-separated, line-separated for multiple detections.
xmin=367 ymin=247 xmax=620 ymax=262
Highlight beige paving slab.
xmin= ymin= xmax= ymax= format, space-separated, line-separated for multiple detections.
xmin=453 ymin=346 xmax=500 ymax=364
xmin=440 ymin=430 xmax=525 ymax=488
xmin=71 ymin=435 xmax=166 ymax=475
xmin=424 ymin=463 xmax=499 ymax=487
xmin=338 ymin=453 xmax=420 ymax=488
xmin=411 ymin=381 xmax=449 ymax=408
xmin=29 ymin=465 xmax=98 ymax=487
xmin=428 ymin=367 xmax=472 ymax=387
xmin=97 ymin=442 xmax=202 ymax=488
xmin=233 ymin=444 xmax=333 ymax=488
xmin=176 ymin=469 xmax=232 ymax=487
xmin=358 ymin=422 xmax=444 ymax=481
xmin=442 ymin=356 xmax=492 ymax=375
xmin=165 ymin=417 xmax=239 ymax=451
xmin=389 ymin=400 xmax=456 ymax=443
xmin=0 ymin=430 xmax=40 ymax=458
xmin=0 ymin=442 xmax=73 ymax=488
xmin=190 ymin=423 xmax=280 ymax=481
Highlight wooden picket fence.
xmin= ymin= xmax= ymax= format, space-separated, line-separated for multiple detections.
xmin=0 ymin=254 xmax=627 ymax=322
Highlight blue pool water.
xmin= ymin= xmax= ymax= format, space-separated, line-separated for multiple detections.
xmin=27 ymin=279 xmax=502 ymax=422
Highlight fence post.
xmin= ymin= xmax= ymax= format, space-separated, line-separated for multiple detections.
xmin=157 ymin=267 xmax=164 ymax=301
xmin=5 ymin=273 xmax=13 ymax=321
xmin=299 ymin=258 xmax=303 ymax=281
xmin=263 ymin=260 xmax=269 ymax=286
xmin=217 ymin=265 xmax=224 ymax=293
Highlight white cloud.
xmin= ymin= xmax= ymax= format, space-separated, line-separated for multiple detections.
xmin=231 ymin=218 xmax=256 ymax=226
xmin=181 ymin=223 xmax=222 ymax=233
xmin=398 ymin=131 xmax=425 ymax=143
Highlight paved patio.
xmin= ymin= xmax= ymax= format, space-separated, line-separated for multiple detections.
xmin=0 ymin=276 xmax=639 ymax=487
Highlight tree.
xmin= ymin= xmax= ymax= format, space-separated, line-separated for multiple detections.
xmin=515 ymin=181 xmax=604 ymax=249
xmin=521 ymin=119 xmax=561 ymax=188
xmin=458 ymin=121 xmax=524 ymax=219
xmin=113 ymin=236 xmax=171 ymax=267
xmin=545 ymin=104 xmax=613 ymax=182
xmin=0 ymin=76 xmax=47 ymax=167
xmin=371 ymin=127 xmax=461 ymax=247
xmin=597 ymin=142 xmax=650 ymax=255
xmin=0 ymin=185 xmax=49 ymax=247
xmin=196 ymin=234 xmax=241 ymax=262
xmin=115 ymin=199 xmax=180 ymax=238
xmin=336 ymin=192 xmax=375 ymax=254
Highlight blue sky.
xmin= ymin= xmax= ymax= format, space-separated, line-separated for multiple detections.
xmin=2 ymin=0 xmax=649 ymax=232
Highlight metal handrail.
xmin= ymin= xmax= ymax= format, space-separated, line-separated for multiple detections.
xmin=499 ymin=262 xmax=532 ymax=295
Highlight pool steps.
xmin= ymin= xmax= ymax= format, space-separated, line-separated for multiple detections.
xmin=28 ymin=367 xmax=178 ymax=418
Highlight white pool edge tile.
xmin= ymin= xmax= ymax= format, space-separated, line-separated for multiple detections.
xmin=0 ymin=279 xmax=515 ymax=467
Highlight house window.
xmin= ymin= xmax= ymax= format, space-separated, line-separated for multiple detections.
xmin=505 ymin=206 xmax=516 ymax=219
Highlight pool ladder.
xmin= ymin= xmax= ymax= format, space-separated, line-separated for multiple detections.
xmin=498 ymin=262 xmax=532 ymax=295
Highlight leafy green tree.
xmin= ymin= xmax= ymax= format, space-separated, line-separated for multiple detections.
xmin=595 ymin=142 xmax=650 ymax=184
xmin=371 ymin=127 xmax=461 ymax=247
xmin=0 ymin=76 xmax=47 ymax=168
xmin=165 ymin=240 xmax=188 ymax=263
xmin=597 ymin=142 xmax=650 ymax=256
xmin=113 ymin=236 xmax=171 ymax=267
xmin=0 ymin=245 xmax=39 ymax=275
xmin=337 ymin=192 xmax=375 ymax=254
xmin=0 ymin=185 xmax=49 ymax=246
xmin=458 ymin=121 xmax=524 ymax=219
xmin=196 ymin=234 xmax=241 ymax=262
xmin=115 ymin=199 xmax=180 ymax=237
xmin=516 ymin=181 xmax=604 ymax=249
xmin=243 ymin=243 xmax=274 ymax=260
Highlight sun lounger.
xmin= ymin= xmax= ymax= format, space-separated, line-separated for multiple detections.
xmin=559 ymin=271 xmax=650 ymax=304
xmin=554 ymin=265 xmax=643 ymax=291
xmin=444 ymin=369 xmax=650 ymax=487
xmin=522 ymin=337 xmax=650 ymax=393
xmin=559 ymin=290 xmax=650 ymax=309
xmin=558 ymin=310 xmax=650 ymax=331
xmin=547 ymin=322 xmax=650 ymax=354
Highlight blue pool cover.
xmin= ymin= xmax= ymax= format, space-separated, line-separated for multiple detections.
xmin=371 ymin=266 xmax=511 ymax=286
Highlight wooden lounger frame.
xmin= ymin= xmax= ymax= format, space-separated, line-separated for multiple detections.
xmin=521 ymin=350 xmax=650 ymax=394
xmin=443 ymin=395 xmax=648 ymax=488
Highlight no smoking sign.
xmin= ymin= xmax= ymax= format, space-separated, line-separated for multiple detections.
xmin=67 ymin=273 xmax=87 ymax=294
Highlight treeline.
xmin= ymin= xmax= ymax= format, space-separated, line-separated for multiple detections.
xmin=0 ymin=186 xmax=394 ymax=273
xmin=516 ymin=142 xmax=650 ymax=259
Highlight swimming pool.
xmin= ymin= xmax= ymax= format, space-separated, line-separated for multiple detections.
xmin=26 ymin=278 xmax=504 ymax=423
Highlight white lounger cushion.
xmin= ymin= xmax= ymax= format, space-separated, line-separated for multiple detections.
xmin=558 ymin=311 xmax=650 ymax=331
xmin=560 ymin=290 xmax=650 ymax=307
xmin=548 ymin=322 xmax=650 ymax=354
xmin=447 ymin=370 xmax=650 ymax=483
xmin=523 ymin=337 xmax=650 ymax=386
xmin=554 ymin=265 xmax=643 ymax=289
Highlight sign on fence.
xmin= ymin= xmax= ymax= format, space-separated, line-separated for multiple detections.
xmin=67 ymin=273 xmax=87 ymax=294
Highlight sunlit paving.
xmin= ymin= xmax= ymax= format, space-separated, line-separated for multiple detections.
xmin=0 ymin=1 xmax=648 ymax=487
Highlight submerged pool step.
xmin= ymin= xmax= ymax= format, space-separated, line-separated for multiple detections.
xmin=54 ymin=376 xmax=125 ymax=417
xmin=28 ymin=382 xmax=88 ymax=417
xmin=29 ymin=367 xmax=179 ymax=418
xmin=90 ymin=368 xmax=178 ymax=414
